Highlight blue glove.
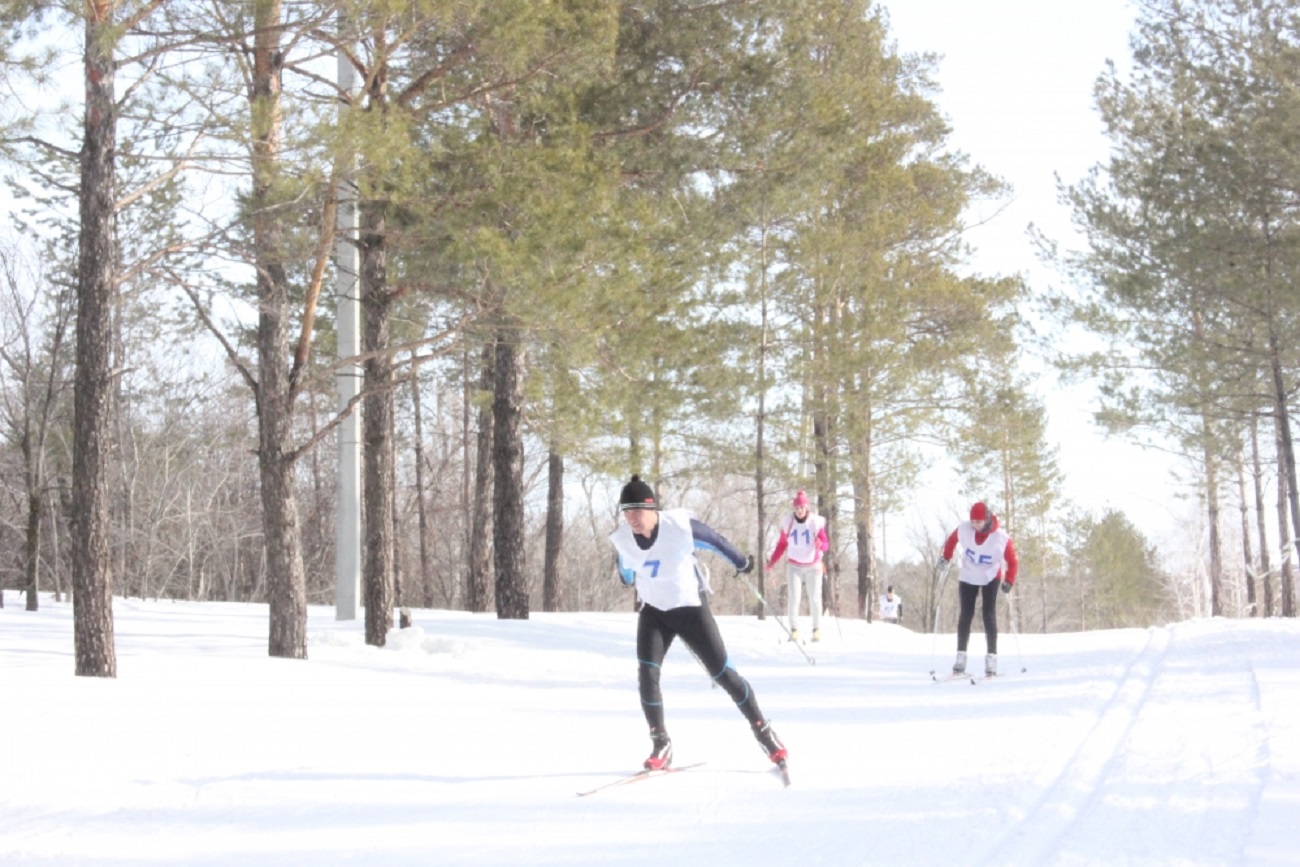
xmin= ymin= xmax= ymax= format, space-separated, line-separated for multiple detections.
xmin=1000 ymin=580 xmax=1012 ymax=595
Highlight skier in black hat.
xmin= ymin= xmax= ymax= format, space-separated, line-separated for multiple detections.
xmin=609 ymin=475 xmax=787 ymax=772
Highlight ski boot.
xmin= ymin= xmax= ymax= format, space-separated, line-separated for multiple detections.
xmin=985 ymin=654 xmax=997 ymax=677
xmin=953 ymin=651 xmax=967 ymax=675
xmin=752 ymin=719 xmax=787 ymax=764
xmin=644 ymin=728 xmax=672 ymax=771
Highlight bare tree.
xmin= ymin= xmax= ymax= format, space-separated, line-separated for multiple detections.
xmin=0 ymin=246 xmax=73 ymax=613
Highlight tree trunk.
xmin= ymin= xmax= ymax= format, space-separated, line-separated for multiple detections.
xmin=851 ymin=399 xmax=875 ymax=622
xmin=21 ymin=403 xmax=45 ymax=611
xmin=260 ymin=448 xmax=306 ymax=657
xmin=1268 ymin=334 xmax=1298 ymax=617
xmin=813 ymin=292 xmax=842 ymax=620
xmin=813 ymin=401 xmax=839 ymax=619
xmin=755 ymin=244 xmax=772 ymax=617
xmin=24 ymin=457 xmax=42 ymax=611
xmin=53 ymin=479 xmax=70 ymax=602
xmin=252 ymin=0 xmax=307 ymax=660
xmin=462 ymin=344 xmax=473 ymax=605
xmin=71 ymin=2 xmax=119 ymax=678
xmin=755 ymin=403 xmax=768 ymax=617
xmin=1236 ymin=458 xmax=1256 ymax=617
xmin=410 ymin=361 xmax=434 ymax=608
xmin=853 ymin=501 xmax=871 ymax=621
xmin=1203 ymin=434 xmax=1222 ymax=617
xmin=1037 ymin=515 xmax=1049 ymax=633
xmin=361 ymin=205 xmax=394 ymax=646
xmin=542 ymin=448 xmax=563 ymax=612
xmin=392 ymin=439 xmax=404 ymax=612
xmin=466 ymin=341 xmax=494 ymax=612
xmin=492 ymin=320 xmax=528 ymax=620
xmin=1275 ymin=416 xmax=1293 ymax=619
xmin=1252 ymin=418 xmax=1273 ymax=617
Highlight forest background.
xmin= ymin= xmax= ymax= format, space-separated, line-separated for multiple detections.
xmin=0 ymin=0 xmax=1296 ymax=675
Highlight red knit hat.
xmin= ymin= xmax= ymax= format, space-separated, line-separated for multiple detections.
xmin=793 ymin=490 xmax=810 ymax=508
xmin=970 ymin=502 xmax=989 ymax=522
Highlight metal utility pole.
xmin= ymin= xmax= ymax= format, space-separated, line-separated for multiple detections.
xmin=335 ymin=33 xmax=362 ymax=620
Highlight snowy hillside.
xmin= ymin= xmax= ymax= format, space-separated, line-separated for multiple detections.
xmin=3 ymin=596 xmax=1298 ymax=866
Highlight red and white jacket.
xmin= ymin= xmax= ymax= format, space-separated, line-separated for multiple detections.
xmin=767 ymin=511 xmax=829 ymax=570
xmin=942 ymin=515 xmax=1018 ymax=587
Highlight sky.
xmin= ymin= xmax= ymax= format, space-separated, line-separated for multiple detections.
xmin=4 ymin=595 xmax=1299 ymax=866
xmin=874 ymin=1 xmax=1199 ymax=562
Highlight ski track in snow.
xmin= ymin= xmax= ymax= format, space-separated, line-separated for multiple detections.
xmin=978 ymin=623 xmax=1273 ymax=866
xmin=977 ymin=626 xmax=1171 ymax=864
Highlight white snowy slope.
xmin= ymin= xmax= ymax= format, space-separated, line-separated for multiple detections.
xmin=2 ymin=595 xmax=1298 ymax=866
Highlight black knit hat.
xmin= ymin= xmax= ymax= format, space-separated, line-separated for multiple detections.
xmin=618 ymin=475 xmax=658 ymax=511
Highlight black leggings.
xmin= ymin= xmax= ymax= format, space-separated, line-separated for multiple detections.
xmin=957 ymin=580 xmax=1000 ymax=654
xmin=636 ymin=601 xmax=765 ymax=732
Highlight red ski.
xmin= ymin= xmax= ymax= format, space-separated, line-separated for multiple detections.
xmin=576 ymin=762 xmax=706 ymax=797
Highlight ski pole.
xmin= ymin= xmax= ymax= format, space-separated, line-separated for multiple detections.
xmin=824 ymin=561 xmax=843 ymax=641
xmin=694 ymin=562 xmax=719 ymax=688
xmin=928 ymin=558 xmax=952 ymax=677
xmin=738 ymin=571 xmax=816 ymax=666
xmin=1005 ymin=584 xmax=1027 ymax=673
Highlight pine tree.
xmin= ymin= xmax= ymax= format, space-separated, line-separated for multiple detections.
xmin=718 ymin=0 xmax=1017 ymax=616
xmin=1070 ymin=510 xmax=1169 ymax=628
xmin=1058 ymin=0 xmax=1300 ymax=618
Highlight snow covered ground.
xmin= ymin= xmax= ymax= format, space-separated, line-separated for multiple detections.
xmin=3 ymin=594 xmax=1299 ymax=866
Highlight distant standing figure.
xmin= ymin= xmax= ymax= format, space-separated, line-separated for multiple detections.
xmin=879 ymin=586 xmax=903 ymax=625
xmin=609 ymin=475 xmax=788 ymax=772
xmin=938 ymin=502 xmax=1018 ymax=676
xmin=766 ymin=490 xmax=829 ymax=643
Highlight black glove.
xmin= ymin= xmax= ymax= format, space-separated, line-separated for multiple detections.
xmin=935 ymin=556 xmax=949 ymax=572
xmin=1000 ymin=580 xmax=1012 ymax=595
xmin=737 ymin=554 xmax=755 ymax=575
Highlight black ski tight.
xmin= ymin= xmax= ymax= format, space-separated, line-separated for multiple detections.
xmin=636 ymin=601 xmax=765 ymax=732
xmin=956 ymin=580 xmax=1000 ymax=654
